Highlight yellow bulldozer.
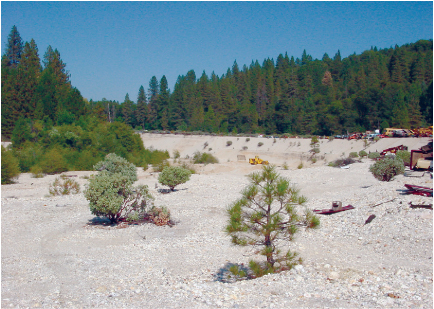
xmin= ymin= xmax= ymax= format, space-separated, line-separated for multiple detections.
xmin=249 ymin=156 xmax=269 ymax=165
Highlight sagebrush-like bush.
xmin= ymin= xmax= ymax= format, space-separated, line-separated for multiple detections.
xmin=193 ymin=151 xmax=219 ymax=164
xmin=359 ymin=150 xmax=368 ymax=158
xmin=1 ymin=145 xmax=20 ymax=184
xmin=349 ymin=152 xmax=359 ymax=158
xmin=94 ymin=153 xmax=137 ymax=182
xmin=158 ymin=166 xmax=191 ymax=191
xmin=368 ymin=152 xmax=381 ymax=160
xmin=369 ymin=157 xmax=404 ymax=182
xmin=226 ymin=140 xmax=233 ymax=146
xmin=84 ymin=171 xmax=153 ymax=224
xmin=49 ymin=175 xmax=80 ymax=195
xmin=328 ymin=157 xmax=356 ymax=167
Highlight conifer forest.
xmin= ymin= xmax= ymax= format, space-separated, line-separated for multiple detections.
xmin=2 ymin=25 xmax=433 ymax=140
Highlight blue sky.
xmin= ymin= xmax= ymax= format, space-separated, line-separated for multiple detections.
xmin=2 ymin=1 xmax=433 ymax=103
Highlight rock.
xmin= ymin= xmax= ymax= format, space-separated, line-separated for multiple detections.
xmin=328 ymin=271 xmax=340 ymax=280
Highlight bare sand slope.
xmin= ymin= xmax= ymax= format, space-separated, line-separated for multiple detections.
xmin=141 ymin=133 xmax=431 ymax=167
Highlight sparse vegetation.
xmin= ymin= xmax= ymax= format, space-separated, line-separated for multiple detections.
xmin=369 ymin=157 xmax=405 ymax=182
xmin=283 ymin=162 xmax=289 ymax=170
xmin=246 ymin=138 xmax=250 ymax=142
xmin=226 ymin=165 xmax=319 ymax=279
xmin=153 ymin=160 xmax=170 ymax=172
xmin=349 ymin=152 xmax=359 ymax=158
xmin=158 ymin=166 xmax=192 ymax=191
xmin=368 ymin=152 xmax=381 ymax=160
xmin=297 ymin=162 xmax=303 ymax=169
xmin=258 ymin=142 xmax=264 ymax=147
xmin=193 ymin=151 xmax=219 ymax=164
xmin=226 ymin=140 xmax=232 ymax=146
xmin=173 ymin=149 xmax=180 ymax=159
xmin=359 ymin=150 xmax=368 ymax=158
xmin=49 ymin=175 xmax=80 ymax=195
xmin=328 ymin=157 xmax=356 ymax=167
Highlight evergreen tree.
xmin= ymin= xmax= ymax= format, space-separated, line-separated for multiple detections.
xmin=136 ymin=85 xmax=148 ymax=129
xmin=121 ymin=93 xmax=135 ymax=127
xmin=5 ymin=25 xmax=23 ymax=68
xmin=159 ymin=75 xmax=170 ymax=130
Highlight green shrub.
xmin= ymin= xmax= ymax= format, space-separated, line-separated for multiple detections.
xmin=1 ymin=145 xmax=20 ymax=184
xmin=395 ymin=150 xmax=411 ymax=166
xmin=38 ymin=147 xmax=68 ymax=174
xmin=242 ymin=146 xmax=248 ymax=151
xmin=94 ymin=153 xmax=137 ymax=182
xmin=297 ymin=162 xmax=303 ymax=169
xmin=193 ymin=151 xmax=219 ymax=164
xmin=153 ymin=159 xmax=170 ymax=172
xmin=328 ymin=157 xmax=356 ymax=167
xmin=246 ymin=138 xmax=250 ymax=142
xmin=49 ymin=175 xmax=80 ymax=195
xmin=173 ymin=149 xmax=180 ymax=159
xmin=226 ymin=165 xmax=319 ymax=278
xmin=283 ymin=162 xmax=289 ymax=170
xmin=311 ymin=157 xmax=317 ymax=163
xmin=226 ymin=140 xmax=233 ymax=146
xmin=368 ymin=152 xmax=381 ymax=160
xmin=158 ymin=166 xmax=191 ymax=191
xmin=84 ymin=170 xmax=153 ymax=224
xmin=369 ymin=157 xmax=405 ymax=182
xmin=258 ymin=142 xmax=264 ymax=147
xmin=349 ymin=152 xmax=359 ymax=158
xmin=30 ymin=165 xmax=44 ymax=178
xmin=359 ymin=150 xmax=368 ymax=158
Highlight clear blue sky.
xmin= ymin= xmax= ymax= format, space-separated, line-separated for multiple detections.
xmin=2 ymin=1 xmax=433 ymax=103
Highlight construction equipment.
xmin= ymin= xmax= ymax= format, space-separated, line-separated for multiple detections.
xmin=249 ymin=156 xmax=269 ymax=165
xmin=412 ymin=126 xmax=433 ymax=137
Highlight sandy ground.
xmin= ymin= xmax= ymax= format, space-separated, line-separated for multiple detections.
xmin=1 ymin=136 xmax=433 ymax=308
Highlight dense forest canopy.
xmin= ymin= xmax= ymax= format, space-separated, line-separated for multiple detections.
xmin=2 ymin=25 xmax=433 ymax=139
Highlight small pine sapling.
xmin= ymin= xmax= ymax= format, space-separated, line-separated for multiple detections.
xmin=226 ymin=165 xmax=319 ymax=278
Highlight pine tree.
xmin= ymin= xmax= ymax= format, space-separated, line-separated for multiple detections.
xmin=121 ymin=93 xmax=134 ymax=127
xmin=159 ymin=75 xmax=170 ymax=130
xmin=136 ymin=85 xmax=148 ymax=129
xmin=5 ymin=25 xmax=23 ymax=68
xmin=147 ymin=76 xmax=159 ymax=129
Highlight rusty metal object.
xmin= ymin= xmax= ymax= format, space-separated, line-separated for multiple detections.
xmin=364 ymin=214 xmax=376 ymax=225
xmin=409 ymin=202 xmax=433 ymax=210
xmin=404 ymin=184 xmax=433 ymax=197
xmin=313 ymin=201 xmax=354 ymax=215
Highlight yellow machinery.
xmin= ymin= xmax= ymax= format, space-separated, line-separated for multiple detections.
xmin=249 ymin=156 xmax=269 ymax=165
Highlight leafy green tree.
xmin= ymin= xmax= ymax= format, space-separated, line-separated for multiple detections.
xmin=226 ymin=165 xmax=319 ymax=276
xmin=158 ymin=166 xmax=192 ymax=191
xmin=1 ymin=145 xmax=20 ymax=184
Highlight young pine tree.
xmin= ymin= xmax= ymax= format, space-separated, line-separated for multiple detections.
xmin=226 ymin=165 xmax=319 ymax=277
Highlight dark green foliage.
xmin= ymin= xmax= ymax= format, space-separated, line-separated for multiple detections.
xmin=1 ymin=145 xmax=20 ymax=184
xmin=11 ymin=117 xmax=32 ymax=147
xmin=226 ymin=165 xmax=319 ymax=278
xmin=369 ymin=157 xmax=405 ymax=181
xmin=192 ymin=151 xmax=219 ymax=164
xmin=1 ymin=25 xmax=432 ymax=138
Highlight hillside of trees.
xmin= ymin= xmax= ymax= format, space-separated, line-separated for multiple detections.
xmin=2 ymin=25 xmax=433 ymax=140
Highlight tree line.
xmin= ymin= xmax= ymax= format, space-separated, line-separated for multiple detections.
xmin=2 ymin=25 xmax=433 ymax=139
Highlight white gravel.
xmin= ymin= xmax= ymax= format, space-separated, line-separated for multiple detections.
xmin=1 ymin=160 xmax=432 ymax=308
